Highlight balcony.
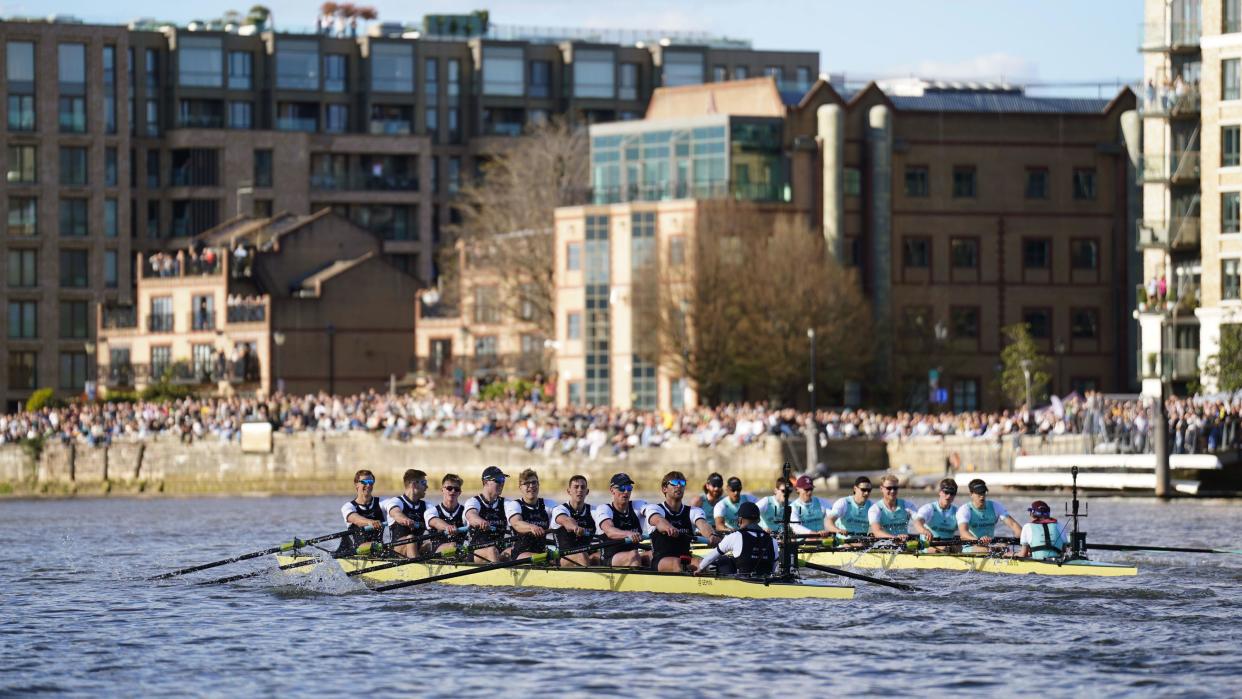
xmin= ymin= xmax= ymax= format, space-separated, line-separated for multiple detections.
xmin=368 ymin=119 xmax=412 ymax=135
xmin=1140 ymin=348 xmax=1199 ymax=380
xmin=587 ymin=179 xmax=791 ymax=205
xmin=178 ymin=113 xmax=225 ymax=129
xmin=226 ymin=299 xmax=267 ymax=324
xmin=189 ymin=311 xmax=217 ymax=332
xmin=1139 ymin=22 xmax=1200 ymax=52
xmin=1137 ymin=217 xmax=1200 ymax=251
xmin=147 ymin=313 xmax=175 ymax=332
xmin=1138 ymin=151 xmax=1200 ymax=183
xmin=100 ymin=363 xmax=144 ymax=387
xmin=414 ymin=352 xmax=547 ymax=379
xmin=310 ymin=172 xmax=419 ymax=192
xmin=276 ymin=117 xmax=317 ymax=132
xmin=1137 ymin=83 xmax=1200 ymax=117
xmin=101 ymin=305 xmax=137 ymax=330
xmin=141 ymin=251 xmax=223 ymax=279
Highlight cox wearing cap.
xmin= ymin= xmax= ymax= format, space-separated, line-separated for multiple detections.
xmin=1016 ymin=500 xmax=1069 ymax=560
xmin=694 ymin=499 xmax=780 ymax=578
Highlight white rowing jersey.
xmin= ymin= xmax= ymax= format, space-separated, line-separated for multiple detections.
xmin=340 ymin=497 xmax=386 ymax=526
xmin=640 ymin=502 xmax=708 ymax=530
xmin=503 ymin=498 xmax=559 ymax=524
xmin=592 ymin=499 xmax=649 ymax=536
xmin=696 ymin=528 xmax=781 ymax=571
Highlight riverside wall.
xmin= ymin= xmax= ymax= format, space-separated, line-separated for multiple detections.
xmin=0 ymin=431 xmax=1095 ymax=497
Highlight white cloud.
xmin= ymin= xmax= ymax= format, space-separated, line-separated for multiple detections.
xmin=885 ymin=52 xmax=1040 ymax=83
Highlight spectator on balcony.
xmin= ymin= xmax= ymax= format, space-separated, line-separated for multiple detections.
xmin=1144 ymin=79 xmax=1156 ymax=109
xmin=197 ymin=297 xmax=211 ymax=330
xmin=202 ymin=247 xmax=217 ymax=272
xmin=232 ymin=243 xmax=250 ymax=278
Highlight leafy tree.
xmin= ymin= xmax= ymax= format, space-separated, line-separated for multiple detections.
xmin=1202 ymin=323 xmax=1242 ymax=393
xmin=25 ymin=388 xmax=64 ymax=412
xmin=998 ymin=322 xmax=1052 ymax=407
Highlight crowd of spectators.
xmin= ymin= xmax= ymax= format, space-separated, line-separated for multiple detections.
xmin=2 ymin=390 xmax=1240 ymax=456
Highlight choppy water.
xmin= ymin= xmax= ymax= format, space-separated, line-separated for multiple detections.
xmin=1 ymin=494 xmax=1240 ymax=697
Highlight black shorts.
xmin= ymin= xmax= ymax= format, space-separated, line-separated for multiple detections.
xmin=511 ymin=534 xmax=548 ymax=557
xmin=650 ymin=550 xmax=691 ymax=570
xmin=389 ymin=523 xmax=425 ymax=544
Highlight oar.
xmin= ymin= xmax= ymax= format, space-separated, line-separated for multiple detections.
xmin=199 ymin=556 xmax=322 ymax=585
xmin=342 ymin=534 xmax=522 ymax=578
xmin=371 ymin=538 xmax=626 ymax=593
xmin=798 ymin=559 xmax=918 ymax=592
xmin=150 ymin=529 xmax=353 ymax=580
xmin=1088 ymin=543 xmax=1242 ymax=556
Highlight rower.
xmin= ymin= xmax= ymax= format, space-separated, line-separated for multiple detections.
xmin=692 ymin=472 xmax=726 ymax=525
xmin=825 ymin=477 xmax=875 ymax=539
xmin=913 ymin=478 xmax=960 ymax=550
xmin=504 ymin=468 xmax=557 ymax=560
xmin=695 ymin=501 xmax=779 ymax=578
xmin=594 ymin=473 xmax=650 ymax=568
xmin=1016 ymin=500 xmax=1068 ymax=560
xmin=867 ymin=474 xmax=919 ymax=542
xmin=464 ymin=466 xmax=510 ymax=562
xmin=381 ymin=469 xmax=429 ymax=558
xmin=756 ymin=476 xmax=794 ymax=534
xmin=426 ymin=473 xmax=466 ymax=553
xmin=789 ymin=475 xmax=831 ymax=537
xmin=337 ymin=469 xmax=385 ymax=557
xmin=713 ymin=477 xmax=757 ymax=532
xmin=643 ymin=470 xmax=721 ymax=572
xmin=956 ymin=478 xmax=1023 ymax=550
xmin=550 ymin=474 xmax=598 ymax=567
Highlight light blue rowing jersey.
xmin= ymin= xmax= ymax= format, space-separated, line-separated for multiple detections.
xmin=871 ymin=499 xmax=917 ymax=536
xmin=917 ymin=501 xmax=959 ymax=540
xmin=758 ymin=496 xmax=790 ymax=532
xmin=714 ymin=494 xmax=756 ymax=530
xmin=790 ymin=497 xmax=827 ymax=532
xmin=964 ymin=501 xmax=1000 ymax=538
xmin=830 ymin=497 xmax=873 ymax=536
xmin=697 ymin=496 xmax=723 ymax=530
xmin=1024 ymin=520 xmax=1068 ymax=560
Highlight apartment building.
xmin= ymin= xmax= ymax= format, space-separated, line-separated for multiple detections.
xmin=0 ymin=12 xmax=817 ymax=410
xmin=552 ymin=77 xmax=1135 ymax=411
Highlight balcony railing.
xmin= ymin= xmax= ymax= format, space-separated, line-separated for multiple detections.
xmin=178 ymin=114 xmax=225 ymax=128
xmin=1138 ymin=348 xmax=1199 ymax=380
xmin=100 ymin=363 xmax=143 ymax=387
xmin=310 ymin=173 xmax=419 ymax=192
xmin=147 ymin=313 xmax=175 ymax=332
xmin=141 ymin=251 xmax=223 ymax=278
xmin=276 ymin=117 xmax=318 ymax=132
xmin=189 ymin=311 xmax=217 ymax=331
xmin=414 ymin=352 xmax=548 ymax=379
xmin=368 ymin=119 xmax=412 ymax=135
xmin=101 ymin=305 xmax=137 ymax=329
xmin=1137 ymin=83 xmax=1200 ymax=117
xmin=587 ymin=180 xmax=791 ymax=205
xmin=226 ymin=301 xmax=267 ymax=324
xmin=1138 ymin=151 xmax=1200 ymax=183
xmin=1137 ymin=217 xmax=1200 ymax=250
xmin=1140 ymin=22 xmax=1200 ymax=51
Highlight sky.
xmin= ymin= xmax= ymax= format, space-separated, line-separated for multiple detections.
xmin=3 ymin=0 xmax=1143 ymax=93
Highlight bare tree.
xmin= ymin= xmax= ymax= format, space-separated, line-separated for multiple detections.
xmin=447 ymin=120 xmax=588 ymax=339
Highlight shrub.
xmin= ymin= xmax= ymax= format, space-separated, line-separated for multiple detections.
xmin=103 ymin=390 xmax=139 ymax=404
xmin=25 ymin=388 xmax=64 ymax=413
xmin=480 ymin=378 xmax=535 ymax=401
xmin=139 ymin=382 xmax=195 ymax=402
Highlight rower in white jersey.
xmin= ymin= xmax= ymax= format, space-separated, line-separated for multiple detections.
xmin=825 ymin=477 xmax=875 ymax=540
xmin=789 ymin=475 xmax=832 ymax=537
xmin=755 ymin=476 xmax=795 ymax=534
xmin=643 ymin=470 xmax=720 ymax=572
xmin=464 ymin=466 xmax=510 ymax=562
xmin=712 ymin=476 xmax=757 ymax=532
xmin=956 ymin=478 xmax=1023 ymax=551
xmin=867 ymin=474 xmax=920 ymax=542
xmin=505 ymin=468 xmax=558 ymax=560
xmin=337 ymin=469 xmax=385 ymax=556
xmin=913 ymin=478 xmax=961 ymax=551
xmin=380 ymin=468 xmax=430 ymax=557
xmin=695 ymin=501 xmax=779 ymax=578
xmin=549 ymin=474 xmax=598 ymax=567
xmin=593 ymin=473 xmax=650 ymax=568
xmin=425 ymin=473 xmax=467 ymax=553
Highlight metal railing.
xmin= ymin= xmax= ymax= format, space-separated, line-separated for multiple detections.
xmin=1137 ymin=217 xmax=1200 ymax=250
xmin=368 ymin=119 xmax=412 ymax=135
xmin=586 ymin=180 xmax=791 ymax=205
xmin=1137 ymin=82 xmax=1200 ymax=116
xmin=101 ymin=305 xmax=137 ymax=329
xmin=1137 ymin=348 xmax=1199 ymax=380
xmin=1139 ymin=21 xmax=1201 ymax=51
xmin=1138 ymin=151 xmax=1200 ymax=183
xmin=414 ymin=352 xmax=548 ymax=378
xmin=147 ymin=313 xmax=175 ymax=332
xmin=226 ymin=302 xmax=267 ymax=324
xmin=310 ymin=173 xmax=418 ymax=192
xmin=276 ymin=117 xmax=318 ymax=132
xmin=141 ymin=252 xmax=223 ymax=278
xmin=189 ymin=311 xmax=216 ymax=331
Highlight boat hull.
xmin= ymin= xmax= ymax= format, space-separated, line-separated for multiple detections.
xmin=276 ymin=555 xmax=855 ymax=599
xmin=799 ymin=549 xmax=1138 ymax=576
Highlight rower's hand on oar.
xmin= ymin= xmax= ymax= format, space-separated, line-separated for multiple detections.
xmin=977 ymin=536 xmax=992 ymax=545
xmin=527 ymin=525 xmax=546 ymax=537
xmin=656 ymin=521 xmax=681 ymax=537
xmin=706 ymin=534 xmax=722 ymax=547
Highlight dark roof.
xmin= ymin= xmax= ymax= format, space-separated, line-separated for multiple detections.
xmin=888 ymin=92 xmax=1112 ymax=114
xmin=779 ymin=89 xmax=808 ymax=107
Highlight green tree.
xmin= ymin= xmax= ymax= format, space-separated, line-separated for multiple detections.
xmin=999 ymin=322 xmax=1052 ymax=407
xmin=25 ymin=388 xmax=64 ymax=412
xmin=1202 ymin=323 xmax=1242 ymax=393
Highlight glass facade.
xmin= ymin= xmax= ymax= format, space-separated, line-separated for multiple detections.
xmin=631 ymin=211 xmax=657 ymax=410
xmin=483 ymin=46 xmax=523 ymax=96
xmin=276 ymin=40 xmax=319 ymax=90
xmin=661 ymin=51 xmax=703 ymax=87
xmin=371 ymin=43 xmax=413 ymax=92
xmin=574 ymin=49 xmax=614 ymax=98
xmin=584 ymin=215 xmax=610 ymax=406
xmin=178 ymin=37 xmax=223 ymax=87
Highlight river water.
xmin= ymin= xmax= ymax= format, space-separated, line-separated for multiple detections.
xmin=1 ymin=494 xmax=1239 ymax=697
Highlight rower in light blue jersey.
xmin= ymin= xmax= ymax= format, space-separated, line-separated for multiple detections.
xmin=826 ymin=477 xmax=874 ymax=537
xmin=956 ymin=478 xmax=1023 ymax=550
xmin=756 ymin=476 xmax=794 ymax=533
xmin=712 ymin=476 xmax=757 ymax=532
xmin=914 ymin=478 xmax=961 ymax=549
xmin=868 ymin=475 xmax=919 ymax=539
xmin=789 ymin=475 xmax=831 ymax=536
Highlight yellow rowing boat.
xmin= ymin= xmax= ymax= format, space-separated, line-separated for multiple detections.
xmin=276 ymin=555 xmax=855 ymax=599
xmin=799 ymin=549 xmax=1138 ymax=577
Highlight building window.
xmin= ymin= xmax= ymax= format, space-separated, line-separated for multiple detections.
xmin=228 ymin=51 xmax=252 ymax=89
xmin=7 ymin=351 xmax=37 ymax=390
xmin=7 ymin=93 xmax=36 ymax=132
xmin=1025 ymin=168 xmax=1049 ymax=199
xmin=59 ymin=199 xmax=89 ymax=237
xmin=6 ymin=42 xmax=36 ymax=132
xmin=795 ymin=66 xmax=812 ymax=90
xmin=447 ymin=156 xmax=461 ymax=193
xmin=58 ymin=43 xmax=87 ymax=133
xmin=526 ymin=60 xmax=550 ymax=98
xmin=145 ymin=47 xmax=160 ymax=89
xmin=277 ymin=102 xmax=319 ymax=132
xmin=7 ymin=196 xmax=37 ymax=236
xmin=7 ymin=301 xmax=37 ymax=338
xmin=105 ymin=148 xmax=118 ymax=187
xmin=448 ymin=59 xmax=461 ymax=98
xmin=632 ymin=357 xmax=657 ymax=410
xmin=6 ymin=249 xmax=37 ymax=287
xmin=619 ymin=62 xmax=638 ymax=100
xmin=568 ymin=381 xmax=583 ymax=406
xmin=151 ymin=346 xmax=172 ymax=377
xmin=104 ymin=198 xmax=118 ymax=237
xmin=713 ymin=65 xmax=727 ymax=82
xmin=253 ymin=150 xmax=273 ymax=188
xmin=1023 ymin=238 xmax=1050 ymax=269
xmin=1224 ymin=259 xmax=1242 ymax=300
xmin=1225 ymin=126 xmax=1241 ymax=167
xmin=574 ymin=49 xmax=615 ymax=98
xmin=483 ymin=46 xmax=524 ymax=96
xmin=843 ymin=168 xmax=862 ymax=197
xmin=325 ymin=104 xmax=348 ymax=133
xmin=59 ymin=147 xmax=88 ymax=186
xmin=1225 ymin=58 xmax=1241 ymax=101
xmin=147 ymin=200 xmax=161 ymax=238
xmin=903 ymin=238 xmax=930 ymax=269
xmin=146 ymin=149 xmax=160 ymax=188
xmin=145 ymin=99 xmax=159 ymax=136
xmin=178 ymin=37 xmax=223 ymax=87
xmin=567 ymin=312 xmax=582 ymax=340
xmin=1072 ymin=168 xmax=1097 ymax=200
xmin=59 ymin=352 xmax=89 ymax=391
xmin=323 ymin=53 xmax=346 ymax=93
xmin=474 ymin=286 xmax=499 ymax=324
xmin=952 ymin=166 xmax=976 ymax=198
xmin=253 ymin=199 xmax=273 ymax=217
xmin=7 ymin=144 xmax=37 ymax=183
xmin=951 ymin=378 xmax=979 ymax=412
xmin=370 ymin=44 xmax=412 ymax=92
xmin=424 ymin=57 xmax=439 ymax=106
xmin=1229 ymin=0 xmax=1242 ymax=33
xmin=277 ymin=40 xmax=319 ymax=90
xmin=1225 ymin=192 xmax=1241 ymax=233
xmin=475 ymin=335 xmax=498 ymax=357
xmin=566 ymin=242 xmax=581 ymax=271
xmin=1071 ymin=239 xmax=1099 ymax=270
xmin=59 ymin=300 xmax=89 ymax=339
xmin=1071 ymin=308 xmax=1099 ymax=339
xmin=105 ymin=249 xmax=118 ymax=288
xmin=904 ymin=166 xmax=929 ymax=197
xmin=229 ymin=101 xmax=252 ymax=129
xmin=662 ymin=51 xmax=704 ymax=87
xmin=1023 ymin=308 xmax=1051 ymax=339
xmin=59 ymin=249 xmax=89 ymax=287
xmin=950 ymin=307 xmax=979 ymax=340
xmin=950 ymin=238 xmax=978 ymax=268
xmin=448 ymin=108 xmax=460 ymax=142
xmin=733 ymin=65 xmax=749 ymax=80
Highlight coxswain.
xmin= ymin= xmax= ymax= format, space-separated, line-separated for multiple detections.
xmin=426 ymin=473 xmax=467 ymax=553
xmin=713 ymin=476 xmax=757 ymax=532
xmin=381 ymin=469 xmax=430 ymax=558
xmin=867 ymin=474 xmax=919 ymax=541
xmin=789 ymin=475 xmax=831 ymax=537
xmin=594 ymin=473 xmax=650 ymax=568
xmin=695 ymin=501 xmax=779 ymax=578
xmin=913 ymin=478 xmax=960 ymax=551
xmin=692 ymin=472 xmax=726 ymax=525
xmin=755 ymin=476 xmax=794 ymax=533
xmin=504 ymin=468 xmax=557 ymax=560
xmin=825 ymin=476 xmax=875 ymax=539
xmin=337 ymin=469 xmax=385 ymax=557
xmin=1016 ymin=500 xmax=1068 ymax=560
xmin=550 ymin=474 xmax=598 ymax=567
xmin=643 ymin=470 xmax=721 ymax=572
xmin=464 ymin=466 xmax=510 ymax=562
xmin=956 ymin=478 xmax=1023 ymax=550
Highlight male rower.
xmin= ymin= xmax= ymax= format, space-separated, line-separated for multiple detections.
xmin=695 ymin=501 xmax=779 ymax=579
xmin=643 ymin=470 xmax=721 ymax=572
xmin=956 ymin=478 xmax=1023 ymax=551
xmin=789 ymin=475 xmax=832 ymax=537
xmin=913 ymin=478 xmax=961 ymax=551
xmin=713 ymin=476 xmax=757 ymax=532
xmin=756 ymin=476 xmax=795 ymax=533
xmin=337 ymin=469 xmax=385 ymax=557
xmin=692 ymin=472 xmax=726 ymax=524
xmin=1016 ymin=500 xmax=1069 ymax=560
xmin=426 ymin=473 xmax=466 ymax=553
xmin=505 ymin=468 xmax=557 ymax=560
xmin=825 ymin=476 xmax=875 ymax=539
xmin=381 ymin=469 xmax=429 ymax=558
xmin=550 ymin=474 xmax=598 ymax=567
xmin=868 ymin=474 xmax=919 ymax=542
xmin=464 ymin=466 xmax=509 ymax=562
xmin=594 ymin=473 xmax=650 ymax=568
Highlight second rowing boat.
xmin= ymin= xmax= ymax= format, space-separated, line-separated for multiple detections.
xmin=799 ymin=549 xmax=1137 ymax=576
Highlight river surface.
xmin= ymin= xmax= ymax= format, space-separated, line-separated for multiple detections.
xmin=1 ymin=494 xmax=1239 ymax=697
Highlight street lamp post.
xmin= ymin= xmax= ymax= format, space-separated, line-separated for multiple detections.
xmin=806 ymin=327 xmax=817 ymax=476
xmin=1020 ymin=358 xmax=1033 ymax=409
xmin=272 ymin=331 xmax=286 ymax=395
